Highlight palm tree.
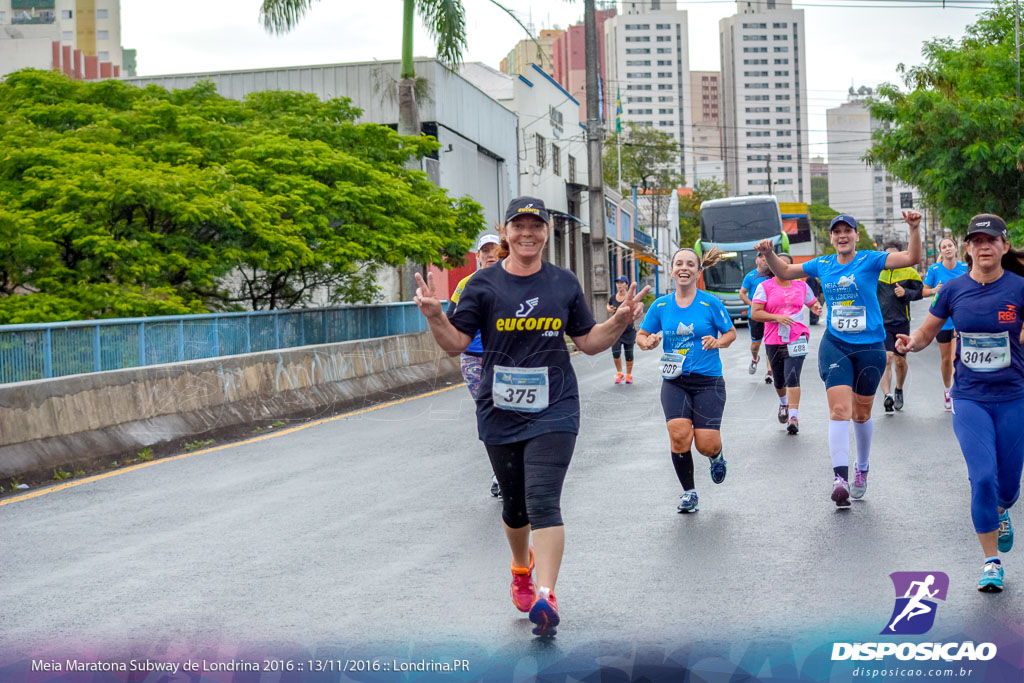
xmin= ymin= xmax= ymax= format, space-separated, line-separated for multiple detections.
xmin=260 ymin=0 xmax=542 ymax=138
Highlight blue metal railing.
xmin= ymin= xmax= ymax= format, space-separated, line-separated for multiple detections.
xmin=0 ymin=302 xmax=444 ymax=385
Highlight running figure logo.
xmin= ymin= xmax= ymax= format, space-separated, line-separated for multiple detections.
xmin=676 ymin=322 xmax=694 ymax=337
xmin=836 ymin=274 xmax=858 ymax=289
xmin=516 ymin=297 xmax=539 ymax=318
xmin=882 ymin=572 xmax=949 ymax=635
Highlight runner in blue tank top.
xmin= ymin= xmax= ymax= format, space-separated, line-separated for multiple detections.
xmin=922 ymin=238 xmax=969 ymax=410
xmin=898 ymin=214 xmax=1024 ymax=593
xmin=755 ymin=211 xmax=922 ymax=508
xmin=637 ymin=247 xmax=736 ymax=514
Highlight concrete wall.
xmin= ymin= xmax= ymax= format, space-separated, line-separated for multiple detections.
xmin=0 ymin=332 xmax=460 ymax=483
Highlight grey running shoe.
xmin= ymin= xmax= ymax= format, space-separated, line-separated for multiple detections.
xmin=894 ymin=388 xmax=904 ymax=411
xmin=709 ymin=453 xmax=727 ymax=484
xmin=748 ymin=357 xmax=758 ymax=374
xmin=677 ymin=490 xmax=699 ymax=513
xmin=490 ymin=475 xmax=501 ymax=498
xmin=831 ymin=476 xmax=851 ymax=508
xmin=777 ymin=404 xmax=788 ymax=424
xmin=851 ymin=469 xmax=868 ymax=499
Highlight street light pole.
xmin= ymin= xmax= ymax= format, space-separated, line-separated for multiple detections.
xmin=584 ymin=0 xmax=609 ymax=319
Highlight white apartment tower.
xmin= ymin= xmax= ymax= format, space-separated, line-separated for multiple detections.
xmin=604 ymin=0 xmax=693 ymax=184
xmin=0 ymin=0 xmax=123 ymax=77
xmin=720 ymin=0 xmax=809 ymax=200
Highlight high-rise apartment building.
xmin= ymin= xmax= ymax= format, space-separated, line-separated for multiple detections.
xmin=500 ymin=29 xmax=564 ymax=79
xmin=691 ymin=70 xmax=723 ymax=183
xmin=0 ymin=0 xmax=124 ymax=78
xmin=719 ymin=0 xmax=809 ymax=200
xmin=603 ymin=0 xmax=693 ymax=182
xmin=551 ymin=7 xmax=616 ymax=123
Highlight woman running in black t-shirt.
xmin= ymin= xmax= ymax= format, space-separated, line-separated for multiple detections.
xmin=415 ymin=197 xmax=649 ymax=637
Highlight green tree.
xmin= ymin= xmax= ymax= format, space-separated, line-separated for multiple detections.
xmin=811 ymin=176 xmax=829 ymax=205
xmin=810 ymin=202 xmax=874 ymax=254
xmin=678 ymin=177 xmax=729 ymax=250
xmin=603 ymin=122 xmax=683 ymax=237
xmin=0 ymin=70 xmax=482 ymax=323
xmin=866 ymin=0 xmax=1024 ymax=241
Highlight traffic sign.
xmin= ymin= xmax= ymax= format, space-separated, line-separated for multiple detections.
xmin=900 ymin=192 xmax=913 ymax=209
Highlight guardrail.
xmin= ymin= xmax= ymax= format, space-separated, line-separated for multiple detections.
xmin=0 ymin=302 xmax=443 ymax=384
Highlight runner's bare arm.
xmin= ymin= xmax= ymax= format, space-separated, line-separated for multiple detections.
xmin=636 ymin=330 xmax=662 ymax=351
xmin=413 ymin=272 xmax=473 ymax=355
xmin=572 ymin=284 xmax=651 ymax=354
xmin=885 ymin=210 xmax=923 ymax=269
xmin=896 ymin=312 xmax=945 ymax=354
xmin=755 ymin=239 xmax=806 ymax=280
xmin=701 ymin=327 xmax=737 ymax=350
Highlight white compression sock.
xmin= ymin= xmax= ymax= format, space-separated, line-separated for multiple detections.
xmin=829 ymin=420 xmax=850 ymax=470
xmin=853 ymin=419 xmax=873 ymax=472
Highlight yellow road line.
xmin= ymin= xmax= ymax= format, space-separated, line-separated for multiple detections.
xmin=0 ymin=384 xmax=461 ymax=508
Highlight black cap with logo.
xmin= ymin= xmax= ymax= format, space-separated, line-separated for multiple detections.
xmin=504 ymin=197 xmax=550 ymax=224
xmin=966 ymin=214 xmax=1008 ymax=240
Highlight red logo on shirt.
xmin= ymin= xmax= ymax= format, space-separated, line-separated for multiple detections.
xmin=998 ymin=305 xmax=1018 ymax=324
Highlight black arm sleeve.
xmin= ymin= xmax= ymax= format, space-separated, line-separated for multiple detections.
xmin=902 ymin=277 xmax=924 ymax=302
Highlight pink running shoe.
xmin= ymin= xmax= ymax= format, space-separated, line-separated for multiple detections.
xmin=510 ymin=548 xmax=536 ymax=612
xmin=614 ymin=372 xmax=624 ymax=385
xmin=944 ymin=389 xmax=952 ymax=411
xmin=529 ymin=586 xmax=560 ymax=636
xmin=831 ymin=476 xmax=851 ymax=508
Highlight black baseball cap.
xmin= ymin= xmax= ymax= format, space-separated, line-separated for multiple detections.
xmin=829 ymin=214 xmax=858 ymax=231
xmin=504 ymin=197 xmax=550 ymax=224
xmin=966 ymin=214 xmax=1008 ymax=240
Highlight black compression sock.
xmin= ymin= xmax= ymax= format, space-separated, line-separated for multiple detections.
xmin=833 ymin=465 xmax=849 ymax=481
xmin=672 ymin=451 xmax=695 ymax=490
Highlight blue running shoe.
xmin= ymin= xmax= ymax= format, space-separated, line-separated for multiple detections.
xmin=977 ymin=562 xmax=1004 ymax=593
xmin=529 ymin=587 xmax=559 ymax=636
xmin=709 ymin=453 xmax=727 ymax=484
xmin=998 ymin=511 xmax=1014 ymax=553
xmin=677 ymin=490 xmax=699 ymax=513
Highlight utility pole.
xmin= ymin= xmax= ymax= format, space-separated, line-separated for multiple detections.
xmin=584 ymin=0 xmax=609 ymax=318
xmin=766 ymin=155 xmax=773 ymax=195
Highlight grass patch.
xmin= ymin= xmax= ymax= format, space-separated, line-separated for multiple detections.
xmin=183 ymin=439 xmax=215 ymax=451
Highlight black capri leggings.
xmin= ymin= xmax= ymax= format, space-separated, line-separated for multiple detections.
xmin=765 ymin=342 xmax=806 ymax=390
xmin=485 ymin=431 xmax=577 ymax=531
xmin=611 ymin=327 xmax=636 ymax=361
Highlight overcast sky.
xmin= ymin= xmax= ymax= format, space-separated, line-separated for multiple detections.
xmin=122 ymin=0 xmax=994 ymax=162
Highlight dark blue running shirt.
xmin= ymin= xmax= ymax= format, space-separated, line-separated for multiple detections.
xmin=448 ymin=261 xmax=597 ymax=444
xmin=930 ymin=271 xmax=1024 ymax=402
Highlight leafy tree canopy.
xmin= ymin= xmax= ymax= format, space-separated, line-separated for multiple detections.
xmin=867 ymin=0 xmax=1024 ymax=241
xmin=0 ymin=70 xmax=483 ymax=323
xmin=603 ymin=122 xmax=683 ymax=193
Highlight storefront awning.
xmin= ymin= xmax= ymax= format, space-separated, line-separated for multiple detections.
xmin=549 ymin=209 xmax=585 ymax=223
xmin=608 ymin=237 xmax=661 ymax=266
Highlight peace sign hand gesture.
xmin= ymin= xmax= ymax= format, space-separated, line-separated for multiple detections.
xmin=612 ymin=282 xmax=652 ymax=325
xmin=413 ymin=271 xmax=444 ymax=320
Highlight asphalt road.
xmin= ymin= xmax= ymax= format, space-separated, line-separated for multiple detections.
xmin=1 ymin=299 xmax=1021 ymax=679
